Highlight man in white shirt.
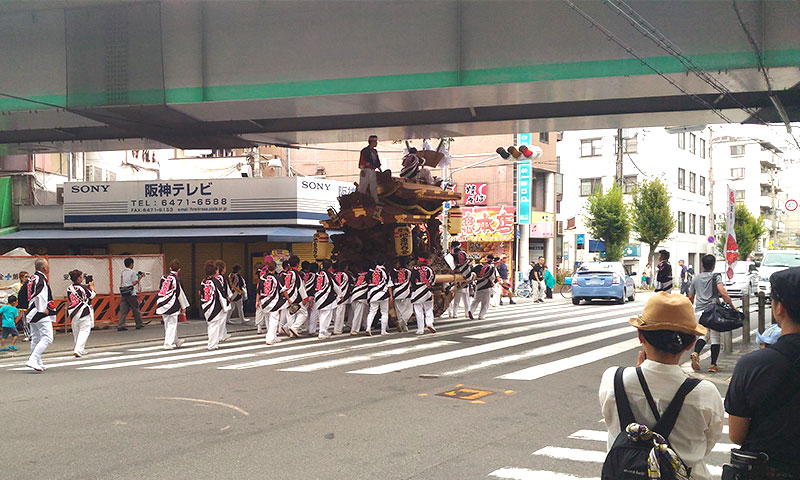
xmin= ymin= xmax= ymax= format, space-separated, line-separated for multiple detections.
xmin=599 ymin=292 xmax=724 ymax=480
xmin=118 ymin=257 xmax=146 ymax=331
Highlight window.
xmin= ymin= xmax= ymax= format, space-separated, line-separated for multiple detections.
xmin=731 ymin=145 xmax=745 ymax=156
xmin=614 ymin=135 xmax=638 ymax=154
xmin=580 ymin=138 xmax=602 ymax=157
xmin=107 ymin=171 xmax=116 ymax=182
xmin=678 ymin=168 xmax=686 ymax=190
xmin=689 ymin=213 xmax=696 ymax=234
xmin=700 ymin=216 xmax=706 ymax=236
xmin=678 ymin=133 xmax=685 ymax=149
xmin=699 ymin=176 xmax=706 ymax=196
xmin=734 ymin=190 xmax=746 ymax=203
xmin=678 ymin=211 xmax=686 ymax=233
xmin=730 ymin=168 xmax=745 ymax=179
xmin=689 ymin=133 xmax=697 ymax=154
xmin=689 ymin=172 xmax=696 ymax=193
xmin=623 ymin=175 xmax=638 ymax=194
xmin=539 ymin=132 xmax=550 ymax=144
xmin=699 ymin=138 xmax=706 ymax=158
xmin=580 ymin=178 xmax=603 ymax=196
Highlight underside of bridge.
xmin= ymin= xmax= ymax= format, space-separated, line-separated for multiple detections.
xmin=1 ymin=0 xmax=799 ymax=154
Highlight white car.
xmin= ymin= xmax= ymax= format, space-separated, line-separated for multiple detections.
xmin=713 ymin=261 xmax=759 ymax=297
xmin=758 ymin=250 xmax=800 ymax=298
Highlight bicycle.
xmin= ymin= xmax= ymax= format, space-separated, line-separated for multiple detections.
xmin=559 ymin=277 xmax=573 ymax=299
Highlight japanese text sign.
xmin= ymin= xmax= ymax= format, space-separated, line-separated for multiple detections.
xmin=452 ymin=205 xmax=516 ymax=242
xmin=463 ymin=183 xmax=488 ymax=206
xmin=516 ymin=161 xmax=533 ymax=224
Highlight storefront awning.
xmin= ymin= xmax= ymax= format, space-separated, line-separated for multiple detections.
xmin=0 ymin=226 xmax=320 ymax=244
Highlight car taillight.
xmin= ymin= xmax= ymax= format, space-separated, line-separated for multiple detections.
xmin=612 ymin=275 xmax=620 ymax=285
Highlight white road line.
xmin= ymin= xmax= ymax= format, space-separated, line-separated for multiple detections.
xmin=498 ymin=338 xmax=641 ymax=381
xmin=466 ymin=306 xmax=641 ymax=340
xmin=145 ymin=353 xmax=259 ymax=369
xmin=279 ymin=340 xmax=458 ymax=372
xmin=127 ymin=333 xmax=264 ymax=352
xmin=723 ymin=425 xmax=729 ymax=435
xmin=532 ymin=446 xmax=723 ymax=477
xmin=348 ymin=315 xmax=635 ymax=375
xmin=440 ymin=323 xmax=631 ymax=376
xmin=0 ymin=351 xmax=121 ymax=368
xmin=489 ymin=467 xmax=598 ymax=480
xmin=218 ymin=337 xmax=418 ymax=370
xmin=568 ymin=430 xmax=736 ymax=453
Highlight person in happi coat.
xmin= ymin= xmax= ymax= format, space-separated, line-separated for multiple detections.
xmin=25 ymin=258 xmax=55 ymax=372
xmin=66 ymin=269 xmax=96 ymax=357
xmin=156 ymin=259 xmax=189 ymax=350
xmin=315 ymin=260 xmax=342 ymax=339
xmin=469 ymin=258 xmax=498 ymax=320
xmin=366 ymin=257 xmax=394 ymax=336
xmin=411 ymin=253 xmax=436 ymax=335
xmin=333 ymin=262 xmax=353 ymax=335
xmin=392 ymin=257 xmax=413 ymax=333
xmin=227 ymin=264 xmax=248 ymax=324
xmin=258 ymin=260 xmax=290 ymax=345
xmin=349 ymin=263 xmax=370 ymax=335
xmin=200 ymin=260 xmax=230 ymax=350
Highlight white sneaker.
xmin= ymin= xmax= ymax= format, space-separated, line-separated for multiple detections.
xmin=25 ymin=362 xmax=43 ymax=372
xmin=175 ymin=339 xmax=184 ymax=348
xmin=415 ymin=331 xmax=425 ymax=335
xmin=221 ymin=334 xmax=232 ymax=342
xmin=380 ymin=331 xmax=391 ymax=336
xmin=163 ymin=345 xmax=175 ymax=350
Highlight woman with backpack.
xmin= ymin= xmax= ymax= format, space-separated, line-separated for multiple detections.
xmin=599 ymin=292 xmax=724 ymax=480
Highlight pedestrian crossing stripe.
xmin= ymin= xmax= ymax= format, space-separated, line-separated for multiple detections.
xmin=490 ymin=468 xmax=597 ymax=480
xmin=566 ymin=429 xmax=737 ymax=453
xmin=278 ymin=340 xmax=457 ymax=372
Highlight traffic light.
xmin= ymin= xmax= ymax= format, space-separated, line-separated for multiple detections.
xmin=497 ymin=145 xmax=543 ymax=160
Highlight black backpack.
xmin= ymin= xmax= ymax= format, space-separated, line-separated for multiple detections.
xmin=601 ymin=367 xmax=701 ymax=480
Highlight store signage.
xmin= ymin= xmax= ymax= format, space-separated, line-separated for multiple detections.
xmin=516 ymin=160 xmax=533 ymax=224
xmin=452 ymin=205 xmax=516 ymax=242
xmin=576 ymin=233 xmax=585 ymax=246
xmin=623 ymin=245 xmax=641 ymax=257
xmin=530 ymin=212 xmax=554 ymax=238
xmin=63 ymin=177 xmax=352 ymax=228
xmin=463 ymin=183 xmax=488 ymax=206
xmin=517 ymin=133 xmax=532 ymax=146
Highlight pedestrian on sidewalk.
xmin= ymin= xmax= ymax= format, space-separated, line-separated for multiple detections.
xmin=8 ymin=271 xmax=29 ymax=341
xmin=725 ymin=267 xmax=800 ymax=479
xmin=315 ymin=260 xmax=341 ymax=340
xmin=470 ymin=257 xmax=498 ymax=320
xmin=366 ymin=257 xmax=393 ymax=336
xmin=200 ymin=260 xmax=230 ymax=350
xmin=642 ymin=262 xmax=653 ymax=290
xmin=215 ymin=260 xmax=233 ymax=343
xmin=654 ymin=250 xmax=673 ymax=292
xmin=529 ymin=256 xmax=546 ymax=303
xmin=66 ymin=270 xmax=96 ymax=357
xmin=496 ymin=256 xmax=515 ymax=305
xmin=258 ymin=260 xmax=289 ymax=345
xmin=411 ymin=253 xmax=436 ymax=335
xmin=0 ymin=295 xmax=21 ymax=352
xmin=25 ymin=258 xmax=55 ymax=372
xmin=118 ymin=257 xmax=145 ymax=331
xmin=679 ymin=260 xmax=691 ymax=296
xmin=226 ymin=264 xmax=248 ymax=325
xmin=156 ymin=259 xmax=189 ymax=350
xmin=600 ymin=292 xmax=724 ymax=480
xmin=689 ymin=255 xmax=737 ymax=373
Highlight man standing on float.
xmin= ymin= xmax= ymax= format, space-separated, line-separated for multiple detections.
xmin=358 ymin=135 xmax=381 ymax=203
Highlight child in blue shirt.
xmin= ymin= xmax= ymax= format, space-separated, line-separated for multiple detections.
xmin=1 ymin=295 xmax=21 ymax=351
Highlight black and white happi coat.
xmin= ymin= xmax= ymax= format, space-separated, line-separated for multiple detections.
xmin=66 ymin=284 xmax=96 ymax=322
xmin=27 ymin=271 xmax=54 ymax=323
xmin=472 ymin=263 xmax=497 ymax=292
xmin=391 ymin=267 xmax=412 ymax=300
xmin=259 ymin=272 xmax=287 ymax=313
xmin=156 ymin=271 xmax=189 ymax=315
xmin=314 ymin=270 xmax=341 ymax=311
xmin=411 ymin=265 xmax=435 ymax=304
xmin=367 ymin=265 xmax=393 ymax=303
xmin=334 ymin=271 xmax=353 ymax=304
xmin=350 ymin=271 xmax=370 ymax=303
xmin=200 ymin=276 xmax=229 ymax=322
xmin=282 ymin=269 xmax=307 ymax=305
xmin=228 ymin=272 xmax=246 ymax=302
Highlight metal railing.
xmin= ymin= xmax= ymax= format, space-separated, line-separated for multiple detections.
xmin=722 ymin=291 xmax=772 ymax=352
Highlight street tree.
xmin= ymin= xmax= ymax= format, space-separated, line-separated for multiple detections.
xmin=584 ymin=185 xmax=630 ymax=261
xmin=717 ymin=203 xmax=767 ymax=260
xmin=631 ymin=178 xmax=675 ymax=268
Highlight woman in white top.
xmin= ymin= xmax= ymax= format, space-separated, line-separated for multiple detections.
xmin=599 ymin=293 xmax=724 ymax=480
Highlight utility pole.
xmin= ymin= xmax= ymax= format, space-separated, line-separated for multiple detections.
xmin=770 ymin=163 xmax=778 ymax=246
xmin=616 ymin=128 xmax=624 ymax=188
xmin=708 ymin=128 xmax=715 ymax=254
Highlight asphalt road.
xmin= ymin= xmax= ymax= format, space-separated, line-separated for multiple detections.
xmin=1 ymin=296 xmax=736 ymax=480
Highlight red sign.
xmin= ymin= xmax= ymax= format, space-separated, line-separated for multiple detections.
xmin=463 ymin=183 xmax=488 ymax=206
xmin=453 ymin=205 xmax=516 ymax=242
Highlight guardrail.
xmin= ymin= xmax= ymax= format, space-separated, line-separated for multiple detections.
xmin=722 ymin=291 xmax=772 ymax=352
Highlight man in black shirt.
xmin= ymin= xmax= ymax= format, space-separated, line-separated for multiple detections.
xmin=654 ymin=249 xmax=673 ymax=292
xmin=726 ymin=267 xmax=800 ymax=478
xmin=529 ymin=257 xmax=545 ymax=303
xmin=357 ymin=135 xmax=381 ymax=204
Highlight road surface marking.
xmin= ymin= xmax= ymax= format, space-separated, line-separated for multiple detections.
xmin=279 ymin=341 xmax=457 ymax=372
xmin=531 ymin=446 xmax=723 ymax=476
xmin=498 ymin=338 xmax=641 ymax=381
xmin=466 ymin=306 xmax=640 ymax=339
xmin=0 ymin=351 xmax=121 ymax=368
xmin=152 ymin=396 xmax=249 ymax=416
xmin=490 ymin=468 xmax=599 ymax=480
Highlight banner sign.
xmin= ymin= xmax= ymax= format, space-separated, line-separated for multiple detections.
xmin=530 ymin=211 xmax=554 ymax=238
xmin=725 ymin=186 xmax=739 ymax=280
xmin=516 ymin=160 xmax=533 ymax=224
xmin=63 ymin=177 xmax=352 ymax=228
xmin=452 ymin=205 xmax=516 ymax=242
xmin=463 ymin=183 xmax=488 ymax=206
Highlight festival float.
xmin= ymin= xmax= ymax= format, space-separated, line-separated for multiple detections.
xmin=315 ymin=140 xmax=465 ymax=316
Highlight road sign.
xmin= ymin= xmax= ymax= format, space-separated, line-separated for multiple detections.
xmin=517 ymin=133 xmax=532 ymax=146
xmin=787 ymin=199 xmax=798 ymax=212
xmin=516 ymin=160 xmax=533 ymax=224
xmin=708 ymin=236 xmax=715 ymax=244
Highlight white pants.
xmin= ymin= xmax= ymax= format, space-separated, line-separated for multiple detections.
xmin=318 ymin=307 xmax=336 ymax=337
xmin=307 ymin=304 xmax=319 ymax=334
xmin=367 ymin=299 xmax=390 ymax=334
xmin=471 ymin=289 xmax=492 ymax=319
xmin=207 ymin=315 xmax=226 ymax=350
xmin=334 ymin=303 xmax=348 ymax=334
xmin=358 ymin=168 xmax=379 ymax=202
xmin=289 ymin=303 xmax=309 ymax=332
xmin=450 ymin=287 xmax=471 ymax=317
xmin=255 ymin=308 xmax=266 ymax=330
xmin=350 ymin=301 xmax=368 ymax=333
xmin=695 ymin=311 xmax=722 ymax=345
xmin=532 ymin=281 xmax=545 ymax=301
xmin=395 ymin=298 xmax=413 ymax=331
xmin=279 ymin=308 xmax=288 ymax=328
xmin=490 ymin=283 xmax=501 ymax=306
xmin=227 ymin=299 xmax=245 ymax=323
xmin=162 ymin=313 xmax=179 ymax=348
xmin=28 ymin=320 xmax=53 ymax=367
xmin=413 ymin=301 xmax=434 ymax=334
xmin=72 ymin=313 xmax=94 ymax=355
xmin=265 ymin=310 xmax=281 ymax=344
